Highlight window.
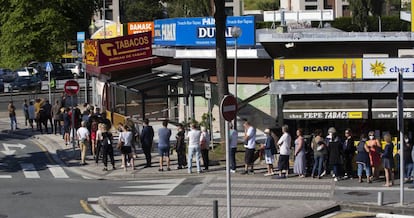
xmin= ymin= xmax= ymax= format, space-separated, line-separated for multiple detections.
xmin=305 ymin=5 xmax=318 ymax=10
xmin=225 ymin=7 xmax=234 ymax=16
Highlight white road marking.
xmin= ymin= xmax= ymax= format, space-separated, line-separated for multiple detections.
xmin=47 ymin=165 xmax=69 ymax=178
xmin=20 ymin=163 xmax=40 ymax=178
xmin=0 ymin=175 xmax=12 ymax=178
xmin=110 ymin=178 xmax=185 ymax=196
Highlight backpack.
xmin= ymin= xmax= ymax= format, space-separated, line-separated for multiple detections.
xmin=101 ymin=132 xmax=112 ymax=147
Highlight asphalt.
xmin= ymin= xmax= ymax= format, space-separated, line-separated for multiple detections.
xmin=2 ymin=115 xmax=414 ymax=218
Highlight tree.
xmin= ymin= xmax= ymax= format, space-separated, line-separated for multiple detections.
xmin=0 ymin=0 xmax=97 ymax=68
xmin=164 ymin=0 xmax=211 ymax=18
xmin=349 ymin=0 xmax=370 ymax=31
xmin=214 ymin=0 xmax=228 ymax=140
xmin=120 ymin=0 xmax=165 ymax=22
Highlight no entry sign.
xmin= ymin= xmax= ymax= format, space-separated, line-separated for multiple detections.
xmin=220 ymin=95 xmax=237 ymax=121
xmin=64 ymin=80 xmax=80 ymax=96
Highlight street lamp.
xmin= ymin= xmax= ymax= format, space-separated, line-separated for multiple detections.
xmin=231 ymin=26 xmax=241 ymax=130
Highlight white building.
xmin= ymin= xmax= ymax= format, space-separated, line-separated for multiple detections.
xmin=280 ymin=0 xmax=350 ymax=18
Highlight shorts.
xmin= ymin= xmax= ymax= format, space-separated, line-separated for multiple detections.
xmin=121 ymin=146 xmax=132 ymax=155
xmin=265 ymin=154 xmax=275 ymax=164
xmin=158 ymin=146 xmax=170 ymax=157
xmin=278 ymin=155 xmax=290 ymax=171
xmin=244 ymin=149 xmax=255 ymax=165
xmin=64 ymin=126 xmax=70 ymax=133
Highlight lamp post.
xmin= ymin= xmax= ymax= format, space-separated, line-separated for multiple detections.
xmin=231 ymin=26 xmax=241 ymax=130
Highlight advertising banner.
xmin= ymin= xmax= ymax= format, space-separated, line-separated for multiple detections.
xmin=91 ymin=23 xmax=123 ymax=40
xmin=363 ymin=58 xmax=414 ymax=79
xmin=128 ymin=21 xmax=154 ymax=37
xmin=273 ymin=58 xmax=362 ymax=80
xmin=98 ymin=32 xmax=152 ymax=66
xmin=284 ymin=111 xmax=367 ymax=120
xmin=153 ymin=16 xmax=255 ymax=46
xmin=84 ymin=40 xmax=98 ymax=66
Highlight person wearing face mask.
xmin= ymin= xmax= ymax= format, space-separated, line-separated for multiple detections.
xmin=326 ymin=127 xmax=343 ymax=181
xmin=402 ymin=135 xmax=413 ymax=181
xmin=367 ymin=131 xmax=382 ymax=181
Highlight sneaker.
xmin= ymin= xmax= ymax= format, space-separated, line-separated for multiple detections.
xmin=334 ymin=177 xmax=338 ymax=182
xmin=264 ymin=173 xmax=273 ymax=177
xmin=230 ymin=169 xmax=236 ymax=173
xmin=320 ymin=170 xmax=326 ymax=177
xmin=248 ymin=170 xmax=255 ymax=175
xmin=102 ymin=167 xmax=108 ymax=171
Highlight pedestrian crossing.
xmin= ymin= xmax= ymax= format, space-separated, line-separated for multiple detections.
xmin=0 ymin=162 xmax=70 ymax=179
xmin=110 ymin=178 xmax=186 ymax=196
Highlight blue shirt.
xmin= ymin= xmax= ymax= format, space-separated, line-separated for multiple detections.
xmin=158 ymin=127 xmax=171 ymax=148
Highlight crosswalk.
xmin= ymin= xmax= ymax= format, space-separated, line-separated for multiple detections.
xmin=0 ymin=162 xmax=70 ymax=179
xmin=110 ymin=178 xmax=186 ymax=196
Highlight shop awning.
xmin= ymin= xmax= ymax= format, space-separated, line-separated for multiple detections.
xmin=283 ymin=99 xmax=369 ymax=120
xmin=372 ymin=99 xmax=414 ymax=119
xmin=110 ymin=64 xmax=209 ymax=93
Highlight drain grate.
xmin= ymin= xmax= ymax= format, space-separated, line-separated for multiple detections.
xmin=344 ymin=191 xmax=370 ymax=196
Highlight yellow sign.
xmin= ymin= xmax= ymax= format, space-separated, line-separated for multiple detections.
xmin=273 ymin=58 xmax=362 ymax=80
xmin=91 ymin=23 xmax=123 ymax=39
xmin=348 ymin=112 xmax=363 ymax=119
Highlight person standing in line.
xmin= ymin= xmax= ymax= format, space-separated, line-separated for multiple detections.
xmin=140 ymin=118 xmax=154 ymax=168
xmin=76 ymin=121 xmax=90 ymax=166
xmin=126 ymin=118 xmax=140 ymax=158
xmin=200 ymin=126 xmax=210 ymax=171
xmin=356 ymin=133 xmax=371 ymax=183
xmin=229 ymin=122 xmax=238 ymax=173
xmin=8 ymin=101 xmax=17 ymax=131
xmin=402 ymin=135 xmax=413 ymax=181
xmin=277 ymin=125 xmax=291 ymax=178
xmin=158 ymin=120 xmax=172 ymax=171
xmin=367 ymin=131 xmax=382 ymax=181
xmin=343 ymin=128 xmax=356 ymax=179
xmin=175 ymin=124 xmax=187 ymax=169
xmin=382 ymin=133 xmax=395 ymax=187
xmin=63 ymin=107 xmax=71 ymax=146
xmin=51 ymin=100 xmax=61 ymax=135
xmin=23 ymin=99 xmax=29 ymax=127
xmin=90 ymin=119 xmax=99 ymax=159
xmin=311 ymin=129 xmax=325 ymax=179
xmin=241 ymin=121 xmax=256 ymax=175
xmin=293 ymin=128 xmax=306 ymax=178
xmin=327 ymin=127 xmax=343 ymax=182
xmin=100 ymin=123 xmax=115 ymax=171
xmin=119 ymin=125 xmax=135 ymax=171
xmin=34 ymin=98 xmax=44 ymax=131
xmin=28 ymin=100 xmax=36 ymax=131
xmin=43 ymin=100 xmax=53 ymax=134
xmin=262 ymin=128 xmax=276 ymax=176
xmin=95 ymin=123 xmax=104 ymax=165
xmin=187 ymin=123 xmax=202 ymax=174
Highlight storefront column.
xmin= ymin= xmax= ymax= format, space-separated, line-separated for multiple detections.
xmin=92 ymin=76 xmax=97 ymax=106
xmin=141 ymin=92 xmax=146 ymax=120
xmin=275 ymin=94 xmax=284 ymax=126
xmin=124 ymin=90 xmax=128 ymax=115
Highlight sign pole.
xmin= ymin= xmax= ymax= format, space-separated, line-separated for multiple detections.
xmin=397 ymin=70 xmax=404 ymax=206
xmin=71 ymin=95 xmax=76 ymax=155
xmin=48 ymin=70 xmax=51 ymax=102
xmin=225 ymin=120 xmax=231 ymax=218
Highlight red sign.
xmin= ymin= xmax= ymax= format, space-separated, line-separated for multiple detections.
xmin=98 ymin=32 xmax=152 ymax=66
xmin=64 ymin=80 xmax=80 ymax=96
xmin=220 ymin=95 xmax=238 ymax=121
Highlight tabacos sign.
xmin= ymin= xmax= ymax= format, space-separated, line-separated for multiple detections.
xmin=273 ymin=58 xmax=362 ymax=80
xmin=363 ymin=58 xmax=414 ymax=79
xmin=283 ymin=111 xmax=366 ymax=120
xmin=153 ymin=16 xmax=255 ymax=46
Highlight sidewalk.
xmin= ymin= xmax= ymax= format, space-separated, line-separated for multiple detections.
xmin=3 ymin=116 xmax=414 ymax=217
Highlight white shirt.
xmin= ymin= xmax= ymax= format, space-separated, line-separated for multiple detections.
xmin=120 ymin=131 xmax=133 ymax=147
xmin=187 ymin=128 xmax=201 ymax=148
xmin=278 ymin=132 xmax=291 ymax=155
xmin=229 ymin=129 xmax=238 ymax=148
xmin=77 ymin=127 xmax=89 ymax=141
xmin=245 ymin=126 xmax=256 ymax=149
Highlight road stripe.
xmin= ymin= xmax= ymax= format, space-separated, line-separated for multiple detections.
xmin=20 ymin=163 xmax=40 ymax=178
xmin=47 ymin=165 xmax=69 ymax=178
xmin=0 ymin=175 xmax=12 ymax=179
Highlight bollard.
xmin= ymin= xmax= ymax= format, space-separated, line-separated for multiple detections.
xmin=378 ymin=191 xmax=383 ymax=206
xmin=213 ymin=200 xmax=218 ymax=218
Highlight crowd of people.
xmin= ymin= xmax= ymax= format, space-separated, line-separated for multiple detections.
xmin=8 ymin=98 xmax=414 ymax=185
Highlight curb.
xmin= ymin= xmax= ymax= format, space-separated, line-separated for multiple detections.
xmin=304 ymin=204 xmax=341 ymax=218
xmin=339 ymin=202 xmax=414 ymax=216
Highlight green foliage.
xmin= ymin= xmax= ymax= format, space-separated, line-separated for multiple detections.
xmin=0 ymin=0 xmax=97 ymax=69
xmin=121 ymin=0 xmax=165 ymax=22
xmin=199 ymin=112 xmax=215 ymax=130
xmin=331 ymin=16 xmax=410 ymax=32
xmin=164 ymin=0 xmax=211 ymax=18
xmin=245 ymin=0 xmax=279 ymax=10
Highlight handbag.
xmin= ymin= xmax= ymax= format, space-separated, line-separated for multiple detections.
xmin=117 ymin=140 xmax=124 ymax=150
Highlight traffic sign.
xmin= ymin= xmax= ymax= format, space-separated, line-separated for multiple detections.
xmin=204 ymin=83 xmax=211 ymax=99
xmin=64 ymin=80 xmax=80 ymax=96
xmin=220 ymin=95 xmax=237 ymax=121
xmin=45 ymin=62 xmax=52 ymax=72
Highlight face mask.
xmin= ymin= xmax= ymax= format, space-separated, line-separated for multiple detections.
xmin=369 ymin=136 xmax=374 ymax=140
xmin=405 ymin=139 xmax=409 ymax=143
